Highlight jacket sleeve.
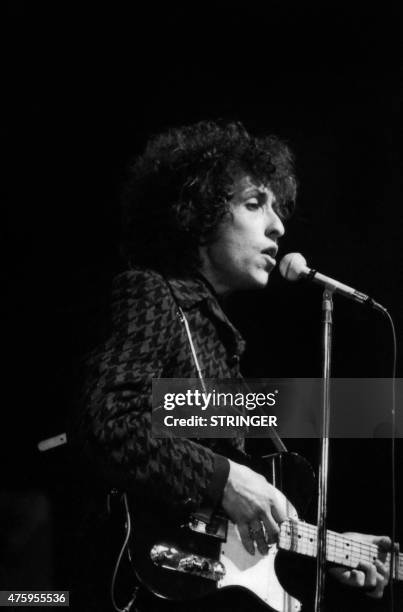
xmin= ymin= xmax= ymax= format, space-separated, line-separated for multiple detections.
xmin=79 ymin=269 xmax=229 ymax=512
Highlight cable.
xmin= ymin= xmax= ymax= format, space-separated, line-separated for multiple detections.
xmin=382 ymin=310 xmax=398 ymax=612
xmin=110 ymin=493 xmax=136 ymax=612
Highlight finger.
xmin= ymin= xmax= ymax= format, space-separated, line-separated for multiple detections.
xmin=260 ymin=511 xmax=280 ymax=545
xmin=270 ymin=493 xmax=288 ymax=524
xmin=348 ymin=569 xmax=366 ymax=587
xmin=372 ymin=535 xmax=392 ymax=551
xmin=330 ymin=568 xmax=366 ymax=587
xmin=374 ymin=559 xmax=390 ymax=580
xmin=357 ymin=561 xmax=388 ymax=599
xmin=238 ymin=523 xmax=255 ymax=556
xmin=367 ymin=566 xmax=388 ymax=599
xmin=365 ymin=577 xmax=384 ymax=600
xmin=357 ymin=561 xmax=377 ymax=589
xmin=373 ymin=535 xmax=392 ymax=562
xmin=328 ymin=568 xmax=352 ymax=585
xmin=249 ymin=521 xmax=268 ymax=556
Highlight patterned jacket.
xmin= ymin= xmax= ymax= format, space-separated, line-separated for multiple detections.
xmin=78 ymin=267 xmax=246 ymax=515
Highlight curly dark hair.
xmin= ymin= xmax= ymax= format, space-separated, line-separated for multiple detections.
xmin=121 ymin=120 xmax=297 ymax=273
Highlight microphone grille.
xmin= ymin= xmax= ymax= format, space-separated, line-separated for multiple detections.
xmin=279 ymin=253 xmax=308 ymax=281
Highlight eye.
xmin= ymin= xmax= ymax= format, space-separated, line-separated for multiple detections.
xmin=273 ymin=202 xmax=289 ymax=221
xmin=245 ymin=199 xmax=261 ymax=210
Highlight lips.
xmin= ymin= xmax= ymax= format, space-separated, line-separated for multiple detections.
xmin=262 ymin=253 xmax=277 ymax=268
xmin=261 ymin=246 xmax=278 ymax=266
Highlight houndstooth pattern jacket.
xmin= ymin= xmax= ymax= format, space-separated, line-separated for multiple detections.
xmin=78 ymin=267 xmax=246 ymax=516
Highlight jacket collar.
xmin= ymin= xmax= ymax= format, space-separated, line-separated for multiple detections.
xmin=166 ymin=273 xmax=215 ymax=309
xmin=166 ymin=273 xmax=246 ymax=357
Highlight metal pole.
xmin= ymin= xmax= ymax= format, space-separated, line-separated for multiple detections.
xmin=314 ymin=289 xmax=333 ymax=611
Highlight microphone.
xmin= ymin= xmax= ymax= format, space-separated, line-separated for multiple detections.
xmin=279 ymin=252 xmax=387 ymax=313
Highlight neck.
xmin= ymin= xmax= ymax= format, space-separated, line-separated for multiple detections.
xmin=279 ymin=519 xmax=403 ymax=581
xmin=197 ymin=259 xmax=233 ymax=297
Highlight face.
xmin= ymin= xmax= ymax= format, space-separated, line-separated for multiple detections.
xmin=199 ymin=175 xmax=285 ymax=294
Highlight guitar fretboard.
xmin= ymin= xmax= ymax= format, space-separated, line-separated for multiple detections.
xmin=279 ymin=519 xmax=402 ymax=581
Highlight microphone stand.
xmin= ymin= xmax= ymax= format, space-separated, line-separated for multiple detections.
xmin=314 ymin=289 xmax=333 ymax=612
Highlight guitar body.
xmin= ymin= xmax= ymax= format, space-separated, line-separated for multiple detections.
xmin=128 ymin=452 xmax=315 ymax=612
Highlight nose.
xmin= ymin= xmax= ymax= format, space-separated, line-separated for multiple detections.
xmin=265 ymin=207 xmax=285 ymax=240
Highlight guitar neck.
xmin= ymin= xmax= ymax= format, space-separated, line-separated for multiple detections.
xmin=279 ymin=519 xmax=403 ymax=582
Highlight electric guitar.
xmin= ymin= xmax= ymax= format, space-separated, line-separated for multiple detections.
xmin=126 ymin=452 xmax=402 ymax=611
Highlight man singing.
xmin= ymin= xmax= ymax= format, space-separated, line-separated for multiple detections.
xmin=76 ymin=120 xmax=391 ymax=611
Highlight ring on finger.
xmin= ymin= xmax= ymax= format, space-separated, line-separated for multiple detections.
xmin=248 ymin=523 xmax=262 ymax=539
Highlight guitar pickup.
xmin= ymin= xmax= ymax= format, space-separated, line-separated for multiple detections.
xmin=150 ymin=543 xmax=225 ymax=581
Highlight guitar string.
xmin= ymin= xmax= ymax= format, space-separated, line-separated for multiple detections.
xmin=282 ymin=521 xmax=402 ymax=578
xmin=286 ymin=521 xmax=379 ymax=558
xmin=284 ymin=535 xmax=383 ymax=568
xmin=291 ymin=528 xmax=381 ymax=564
xmin=283 ymin=521 xmax=379 ymax=559
xmin=281 ymin=520 xmax=401 ymax=577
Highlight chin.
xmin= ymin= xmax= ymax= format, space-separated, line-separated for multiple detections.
xmin=249 ymin=270 xmax=270 ymax=289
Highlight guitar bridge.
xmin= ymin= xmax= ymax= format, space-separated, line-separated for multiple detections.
xmin=150 ymin=544 xmax=225 ymax=581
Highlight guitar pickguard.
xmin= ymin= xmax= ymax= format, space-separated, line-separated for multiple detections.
xmin=218 ymin=501 xmax=301 ymax=611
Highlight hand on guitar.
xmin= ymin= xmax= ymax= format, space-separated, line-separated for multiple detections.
xmin=329 ymin=533 xmax=392 ymax=599
xmin=222 ymin=459 xmax=289 ymax=556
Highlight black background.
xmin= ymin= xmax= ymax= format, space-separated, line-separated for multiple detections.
xmin=4 ymin=0 xmax=403 ymax=602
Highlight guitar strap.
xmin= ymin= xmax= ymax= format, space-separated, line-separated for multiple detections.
xmin=166 ymin=279 xmax=287 ymax=454
xmin=175 ymin=304 xmax=208 ymax=395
